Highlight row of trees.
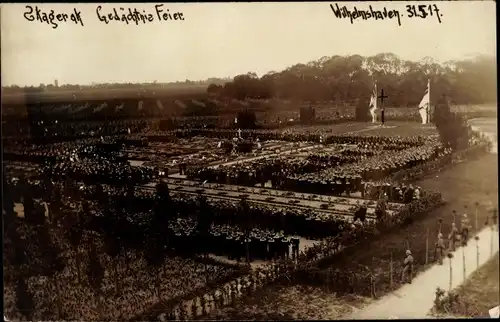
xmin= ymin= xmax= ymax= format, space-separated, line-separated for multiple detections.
xmin=3 ymin=78 xmax=229 ymax=95
xmin=207 ymin=54 xmax=496 ymax=106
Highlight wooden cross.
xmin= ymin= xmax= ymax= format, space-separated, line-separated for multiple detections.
xmin=237 ymin=128 xmax=242 ymax=138
xmin=378 ymin=89 xmax=388 ymax=108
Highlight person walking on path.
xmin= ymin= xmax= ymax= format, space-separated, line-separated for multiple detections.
xmin=401 ymin=250 xmax=414 ymax=284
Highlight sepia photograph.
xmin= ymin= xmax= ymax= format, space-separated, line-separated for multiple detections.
xmin=1 ymin=1 xmax=498 ymax=320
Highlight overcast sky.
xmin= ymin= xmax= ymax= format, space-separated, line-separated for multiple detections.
xmin=1 ymin=1 xmax=496 ymax=86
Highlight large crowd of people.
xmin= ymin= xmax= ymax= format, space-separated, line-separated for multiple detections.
xmin=3 ymin=101 xmax=493 ymax=322
xmin=185 ymin=139 xmax=445 ymax=199
xmin=3 ymin=176 xmax=249 ymax=321
xmin=169 ymin=217 xmax=300 ymax=262
xmin=3 ymin=232 xmax=238 ymax=321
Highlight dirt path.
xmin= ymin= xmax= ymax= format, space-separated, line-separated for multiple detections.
xmin=346 ymin=226 xmax=499 ymax=319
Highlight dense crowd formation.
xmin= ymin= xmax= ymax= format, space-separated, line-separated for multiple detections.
xmin=3 ymin=99 xmax=493 ymax=322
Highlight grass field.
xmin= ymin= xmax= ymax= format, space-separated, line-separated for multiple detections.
xmin=199 ymin=153 xmax=498 ymax=320
xmin=445 ymin=253 xmax=499 ymax=318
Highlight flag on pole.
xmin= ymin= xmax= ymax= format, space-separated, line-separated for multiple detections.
xmin=418 ymin=79 xmax=430 ymax=124
xmin=369 ymin=81 xmax=378 ymax=123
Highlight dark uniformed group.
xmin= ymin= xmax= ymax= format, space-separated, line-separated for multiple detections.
xmin=177 ymin=129 xmax=428 ymax=150
xmin=77 ymin=183 xmax=349 ymax=240
xmin=167 ymin=218 xmax=301 ymax=262
xmin=186 ymin=157 xmax=307 ymax=189
xmin=44 ymin=157 xmax=155 ymax=185
xmin=186 ymin=140 xmax=442 ymax=201
xmin=363 ymin=182 xmax=423 ymax=203
xmin=291 ymin=140 xmax=444 ymax=194
xmin=5 ymin=138 xmax=156 ymax=185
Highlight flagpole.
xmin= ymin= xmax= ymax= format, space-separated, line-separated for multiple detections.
xmin=375 ymin=80 xmax=378 ymax=123
xmin=427 ymin=79 xmax=431 ymax=124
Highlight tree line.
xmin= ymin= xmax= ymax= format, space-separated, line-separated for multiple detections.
xmin=207 ymin=53 xmax=496 ymax=106
xmin=2 ymin=78 xmax=229 ymax=95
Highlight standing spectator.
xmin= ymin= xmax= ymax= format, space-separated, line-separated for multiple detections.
xmin=461 ymin=213 xmax=471 ymax=246
xmin=448 ymin=222 xmax=459 ymax=251
xmin=435 ymin=233 xmax=445 ymax=265
xmin=401 ymin=250 xmax=414 ymax=284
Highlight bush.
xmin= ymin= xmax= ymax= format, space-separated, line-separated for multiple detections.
xmin=433 ymin=97 xmax=470 ymax=150
xmin=433 ymin=287 xmax=461 ymax=315
xmin=236 ymin=110 xmax=257 ymax=129
xmin=300 ymin=106 xmax=316 ymax=124
xmin=355 ymin=99 xmax=371 ymax=122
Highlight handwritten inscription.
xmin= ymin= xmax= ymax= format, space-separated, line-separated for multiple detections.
xmin=22 ymin=4 xmax=184 ymax=28
xmin=330 ymin=3 xmax=443 ymax=26
xmin=23 ymin=5 xmax=84 ymax=29
xmin=406 ymin=5 xmax=442 ymax=23
xmin=96 ymin=4 xmax=184 ymax=25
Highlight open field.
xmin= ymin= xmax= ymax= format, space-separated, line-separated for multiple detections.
xmin=2 ymin=84 xmax=208 ymax=104
xmin=197 ymin=153 xmax=498 ymax=320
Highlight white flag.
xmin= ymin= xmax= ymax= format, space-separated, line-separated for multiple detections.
xmin=418 ymin=79 xmax=430 ymax=124
xmin=369 ymin=81 xmax=377 ymax=123
xmin=234 ymin=117 xmax=238 ymax=124
xmin=127 ymin=128 xmax=131 ymax=134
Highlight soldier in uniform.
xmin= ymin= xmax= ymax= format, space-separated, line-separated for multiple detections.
xmin=401 ymin=249 xmax=414 ymax=284
xmin=435 ymin=233 xmax=445 ymax=265
xmin=448 ymin=222 xmax=459 ymax=251
xmin=199 ymin=294 xmax=207 ymax=315
xmin=282 ymin=237 xmax=290 ymax=259
xmin=354 ymin=203 xmax=367 ymax=223
xmin=461 ymin=213 xmax=471 ymax=246
xmin=291 ymin=237 xmax=300 ymax=260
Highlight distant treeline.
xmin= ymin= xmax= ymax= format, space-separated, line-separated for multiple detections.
xmin=207 ymin=53 xmax=496 ymax=106
xmin=2 ymin=78 xmax=230 ymax=95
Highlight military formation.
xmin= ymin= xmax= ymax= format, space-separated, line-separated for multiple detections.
xmin=168 ymin=218 xmax=301 ymax=262
xmin=3 ymin=111 xmax=495 ymax=322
